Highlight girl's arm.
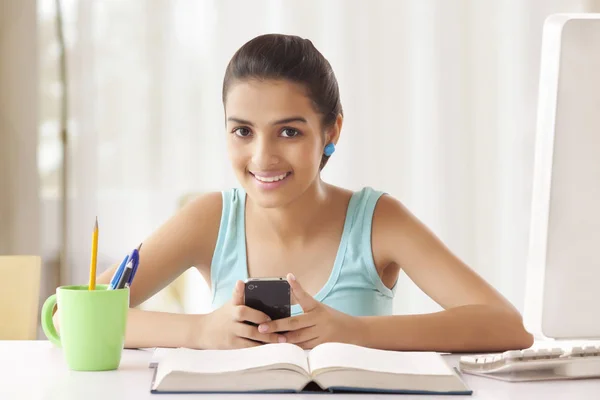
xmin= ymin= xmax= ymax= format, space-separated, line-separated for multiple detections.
xmin=111 ymin=307 xmax=207 ymax=349
xmin=54 ymin=192 xmax=223 ymax=349
xmin=98 ymin=192 xmax=222 ymax=309
xmin=358 ymin=304 xmax=532 ymax=353
xmin=362 ymin=195 xmax=534 ymax=353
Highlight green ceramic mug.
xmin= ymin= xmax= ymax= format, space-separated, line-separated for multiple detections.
xmin=41 ymin=284 xmax=129 ymax=371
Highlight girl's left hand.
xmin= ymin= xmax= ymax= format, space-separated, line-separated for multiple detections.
xmin=257 ymin=273 xmax=366 ymax=349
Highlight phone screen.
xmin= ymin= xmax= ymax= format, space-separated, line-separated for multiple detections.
xmin=244 ymin=279 xmax=291 ymax=321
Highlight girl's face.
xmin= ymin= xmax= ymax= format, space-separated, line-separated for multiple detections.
xmin=225 ymin=79 xmax=329 ymax=208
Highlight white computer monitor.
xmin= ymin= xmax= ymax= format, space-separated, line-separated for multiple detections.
xmin=524 ymin=13 xmax=600 ymax=340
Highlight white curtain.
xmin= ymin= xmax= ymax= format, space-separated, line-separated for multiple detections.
xmin=38 ymin=0 xmax=600 ymax=317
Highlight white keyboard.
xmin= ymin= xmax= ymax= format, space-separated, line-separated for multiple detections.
xmin=459 ymin=345 xmax=600 ymax=382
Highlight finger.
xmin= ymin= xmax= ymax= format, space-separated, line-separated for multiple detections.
xmin=233 ymin=305 xmax=271 ymax=325
xmin=287 ymin=273 xmax=319 ymax=313
xmin=236 ymin=322 xmax=287 ymax=344
xmin=231 ymin=280 xmax=244 ymax=306
xmin=258 ymin=314 xmax=315 ymax=334
xmin=283 ymin=326 xmax=319 ymax=344
xmin=297 ymin=337 xmax=321 ymax=350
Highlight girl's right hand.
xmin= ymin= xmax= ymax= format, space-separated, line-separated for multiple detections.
xmin=196 ymin=280 xmax=287 ymax=349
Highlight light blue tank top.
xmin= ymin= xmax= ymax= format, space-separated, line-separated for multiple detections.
xmin=210 ymin=187 xmax=397 ymax=317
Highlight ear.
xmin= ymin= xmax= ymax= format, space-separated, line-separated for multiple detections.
xmin=326 ymin=114 xmax=343 ymax=145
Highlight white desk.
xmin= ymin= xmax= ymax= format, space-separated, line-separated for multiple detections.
xmin=1 ymin=340 xmax=600 ymax=399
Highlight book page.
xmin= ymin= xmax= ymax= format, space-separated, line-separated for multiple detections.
xmin=149 ymin=347 xmax=172 ymax=367
xmin=160 ymin=343 xmax=309 ymax=375
xmin=308 ymin=343 xmax=453 ymax=376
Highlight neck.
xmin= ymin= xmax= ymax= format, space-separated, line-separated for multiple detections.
xmin=247 ymin=178 xmax=332 ymax=244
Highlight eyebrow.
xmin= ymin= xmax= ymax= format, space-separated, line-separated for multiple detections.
xmin=227 ymin=116 xmax=307 ymax=126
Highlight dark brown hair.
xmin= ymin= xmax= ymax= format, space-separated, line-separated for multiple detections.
xmin=222 ymin=34 xmax=343 ymax=169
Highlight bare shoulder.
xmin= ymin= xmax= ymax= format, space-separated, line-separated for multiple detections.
xmin=326 ymin=184 xmax=355 ymax=204
xmin=370 ymin=193 xmax=422 ymax=271
xmin=179 ymin=191 xmax=223 ymax=223
xmin=174 ymin=191 xmax=224 ymax=267
xmin=136 ymin=191 xmax=224 ymax=276
xmin=372 ymin=193 xmax=414 ymax=228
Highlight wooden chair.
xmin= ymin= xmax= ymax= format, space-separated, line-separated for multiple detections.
xmin=0 ymin=256 xmax=41 ymax=339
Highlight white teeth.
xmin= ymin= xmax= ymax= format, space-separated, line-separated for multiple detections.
xmin=254 ymin=172 xmax=289 ymax=183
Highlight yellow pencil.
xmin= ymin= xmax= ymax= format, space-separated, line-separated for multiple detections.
xmin=89 ymin=216 xmax=98 ymax=290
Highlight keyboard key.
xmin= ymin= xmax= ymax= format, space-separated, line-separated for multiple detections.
xmin=549 ymin=348 xmax=563 ymax=357
xmin=522 ymin=349 xmax=537 ymax=359
xmin=570 ymin=346 xmax=585 ymax=356
xmin=503 ymin=350 xmax=522 ymax=360
xmin=536 ymin=348 xmax=550 ymax=356
xmin=461 ymin=356 xmax=477 ymax=364
xmin=537 ymin=348 xmax=563 ymax=358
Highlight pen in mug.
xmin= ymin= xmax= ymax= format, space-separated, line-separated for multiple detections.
xmin=117 ymin=265 xmax=133 ymax=289
xmin=116 ymin=245 xmax=141 ymax=289
xmin=115 ymin=255 xmax=135 ymax=290
xmin=128 ymin=243 xmax=143 ymax=286
xmin=108 ymin=254 xmax=129 ymax=290
xmin=111 ymin=243 xmax=142 ymax=290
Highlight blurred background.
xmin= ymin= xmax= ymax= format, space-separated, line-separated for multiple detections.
xmin=2 ymin=0 xmax=600 ymax=337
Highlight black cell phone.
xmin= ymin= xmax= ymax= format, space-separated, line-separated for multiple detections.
xmin=244 ymin=277 xmax=291 ymax=324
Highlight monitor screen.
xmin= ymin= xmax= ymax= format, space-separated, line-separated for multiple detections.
xmin=525 ymin=13 xmax=600 ymax=340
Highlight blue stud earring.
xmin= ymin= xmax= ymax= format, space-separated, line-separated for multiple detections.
xmin=324 ymin=143 xmax=335 ymax=157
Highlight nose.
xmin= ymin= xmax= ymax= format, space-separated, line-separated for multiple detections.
xmin=251 ymin=136 xmax=280 ymax=169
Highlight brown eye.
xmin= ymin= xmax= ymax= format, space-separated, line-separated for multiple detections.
xmin=233 ymin=127 xmax=251 ymax=137
xmin=280 ymin=128 xmax=300 ymax=138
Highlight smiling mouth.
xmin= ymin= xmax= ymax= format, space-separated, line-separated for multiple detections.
xmin=249 ymin=171 xmax=292 ymax=183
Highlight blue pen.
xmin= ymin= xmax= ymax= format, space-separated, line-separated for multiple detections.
xmin=116 ymin=250 xmax=138 ymax=289
xmin=110 ymin=243 xmax=142 ymax=290
xmin=127 ymin=243 xmax=143 ymax=287
xmin=123 ymin=252 xmax=139 ymax=288
xmin=109 ymin=254 xmax=129 ymax=290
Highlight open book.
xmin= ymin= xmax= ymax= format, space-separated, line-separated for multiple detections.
xmin=150 ymin=342 xmax=471 ymax=395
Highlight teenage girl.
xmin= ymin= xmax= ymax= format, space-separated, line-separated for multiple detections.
xmin=90 ymin=33 xmax=533 ymax=352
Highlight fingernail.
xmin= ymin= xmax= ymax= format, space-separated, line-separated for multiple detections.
xmin=258 ymin=324 xmax=268 ymax=333
xmin=289 ymin=273 xmax=296 ymax=281
xmin=278 ymin=336 xmax=287 ymax=343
